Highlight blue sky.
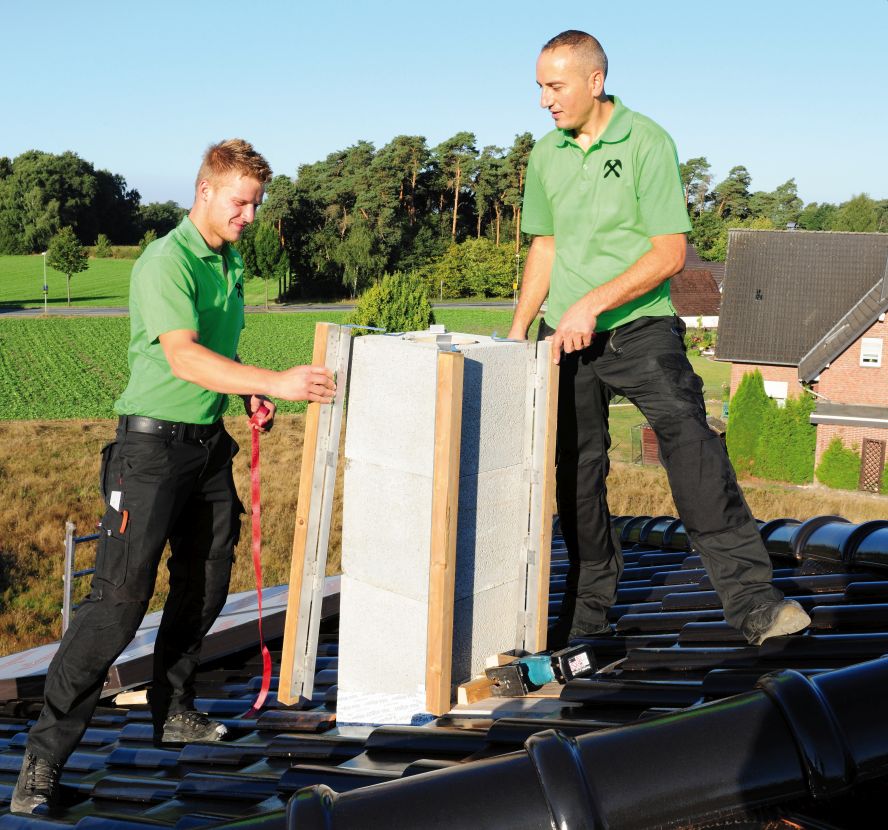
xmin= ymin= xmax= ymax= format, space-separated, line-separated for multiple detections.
xmin=2 ymin=0 xmax=886 ymax=207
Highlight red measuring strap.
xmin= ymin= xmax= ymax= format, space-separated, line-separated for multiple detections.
xmin=242 ymin=404 xmax=273 ymax=718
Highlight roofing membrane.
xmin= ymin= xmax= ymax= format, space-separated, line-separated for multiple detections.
xmin=1 ymin=515 xmax=888 ymax=829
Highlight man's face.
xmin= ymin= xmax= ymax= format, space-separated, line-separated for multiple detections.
xmin=199 ymin=173 xmax=265 ymax=249
xmin=536 ymin=47 xmax=602 ymax=133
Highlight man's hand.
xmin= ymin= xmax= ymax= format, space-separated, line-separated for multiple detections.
xmin=548 ymin=295 xmax=598 ymax=364
xmin=244 ymin=395 xmax=276 ymax=433
xmin=272 ymin=365 xmax=336 ymax=403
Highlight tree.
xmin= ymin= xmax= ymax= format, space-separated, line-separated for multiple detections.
xmin=139 ymin=201 xmax=185 ymax=238
xmin=348 ymin=271 xmax=434 ymax=333
xmin=332 ymin=218 xmax=385 ymax=297
xmin=679 ymin=157 xmax=711 ymax=214
xmin=434 ymin=132 xmax=477 ymax=242
xmin=253 ymin=221 xmax=287 ymax=308
xmin=94 ymin=233 xmax=112 ymax=258
xmin=46 ymin=226 xmax=88 ymax=307
xmin=473 ymin=145 xmax=506 ymax=240
xmin=137 ymin=229 xmax=157 ymax=256
xmin=713 ymin=165 xmax=752 ymax=219
xmin=502 ymin=133 xmax=535 ymax=253
xmin=797 ymin=201 xmax=838 ymax=231
xmin=832 ymin=194 xmax=879 ymax=232
xmin=815 ymin=437 xmax=860 ymax=490
xmin=725 ymin=369 xmax=772 ymax=476
xmin=754 ymin=393 xmax=816 ymax=484
xmin=749 ymin=179 xmax=802 ymax=228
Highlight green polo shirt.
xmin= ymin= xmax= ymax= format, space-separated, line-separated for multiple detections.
xmin=521 ymin=96 xmax=691 ymax=331
xmin=114 ymin=216 xmax=245 ymax=424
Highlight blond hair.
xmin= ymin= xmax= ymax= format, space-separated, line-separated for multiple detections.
xmin=195 ymin=139 xmax=272 ymax=189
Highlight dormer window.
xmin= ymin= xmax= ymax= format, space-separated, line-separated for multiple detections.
xmin=860 ymin=338 xmax=883 ymax=367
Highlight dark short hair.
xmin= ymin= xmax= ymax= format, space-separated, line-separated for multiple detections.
xmin=542 ymin=30 xmax=608 ymax=79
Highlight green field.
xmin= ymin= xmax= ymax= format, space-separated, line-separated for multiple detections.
xmin=0 ymin=255 xmax=296 ymax=308
xmin=0 ymin=311 xmax=728 ymax=441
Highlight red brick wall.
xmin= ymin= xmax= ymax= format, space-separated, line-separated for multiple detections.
xmin=729 ymin=363 xmax=800 ymax=398
xmin=815 ymin=318 xmax=888 ymax=405
xmin=815 ymin=424 xmax=888 ymax=466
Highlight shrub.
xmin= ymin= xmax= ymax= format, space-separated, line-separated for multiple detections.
xmin=726 ymin=370 xmax=772 ymax=476
xmin=137 ymin=229 xmax=157 ymax=256
xmin=755 ymin=393 xmax=816 ymax=483
xmin=349 ymin=270 xmax=435 ymax=333
xmin=421 ymin=238 xmax=520 ymax=299
xmin=815 ymin=437 xmax=861 ymax=491
xmin=94 ymin=234 xmax=112 ymax=258
xmin=882 ymin=464 xmax=888 ymax=495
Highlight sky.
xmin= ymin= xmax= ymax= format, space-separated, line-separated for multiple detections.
xmin=2 ymin=0 xmax=886 ymax=208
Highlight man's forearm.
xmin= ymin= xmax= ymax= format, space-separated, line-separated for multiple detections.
xmin=167 ymin=341 xmax=282 ymax=397
xmin=583 ymin=234 xmax=685 ymax=319
xmin=509 ymin=236 xmax=555 ymax=339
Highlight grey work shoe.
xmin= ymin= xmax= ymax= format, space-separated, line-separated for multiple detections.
xmin=157 ymin=710 xmax=228 ymax=744
xmin=10 ymin=752 xmax=61 ymax=814
xmin=741 ymin=599 xmax=811 ymax=646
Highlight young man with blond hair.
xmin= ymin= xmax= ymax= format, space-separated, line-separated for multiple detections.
xmin=509 ymin=31 xmax=810 ymax=649
xmin=13 ymin=139 xmax=335 ymax=814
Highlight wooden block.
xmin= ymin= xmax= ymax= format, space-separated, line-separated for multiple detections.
xmin=457 ymin=676 xmax=494 ymax=706
xmin=113 ymin=689 xmax=148 ymax=706
xmin=425 ymin=350 xmax=465 ymax=716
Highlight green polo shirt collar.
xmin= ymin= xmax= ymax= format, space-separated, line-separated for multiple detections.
xmin=556 ymin=96 xmax=633 ymax=150
xmin=178 ymin=216 xmax=238 ymax=284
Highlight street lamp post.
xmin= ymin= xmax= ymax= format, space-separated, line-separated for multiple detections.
xmin=42 ymin=251 xmax=48 ymax=315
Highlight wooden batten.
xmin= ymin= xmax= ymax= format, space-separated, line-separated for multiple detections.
xmin=425 ymin=350 xmax=465 ymax=715
xmin=278 ymin=322 xmax=331 ymax=706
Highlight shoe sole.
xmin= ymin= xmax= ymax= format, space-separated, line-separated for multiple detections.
xmin=753 ymin=603 xmax=811 ymax=645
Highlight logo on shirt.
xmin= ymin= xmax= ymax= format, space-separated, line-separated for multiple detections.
xmin=604 ymin=159 xmax=623 ymax=179
xmin=235 ymin=281 xmax=243 ymax=298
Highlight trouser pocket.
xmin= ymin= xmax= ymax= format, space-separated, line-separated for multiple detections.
xmin=95 ymin=503 xmax=129 ymax=588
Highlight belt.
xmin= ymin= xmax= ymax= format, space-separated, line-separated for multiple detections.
xmin=120 ymin=415 xmax=222 ymax=443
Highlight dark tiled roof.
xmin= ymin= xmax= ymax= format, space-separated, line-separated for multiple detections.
xmin=669 ymin=269 xmax=721 ymax=317
xmin=716 ymin=230 xmax=888 ymax=365
xmin=798 ymin=273 xmax=888 ymax=382
xmin=685 ymin=244 xmax=726 ymax=287
xmin=2 ymin=516 xmax=888 ymax=829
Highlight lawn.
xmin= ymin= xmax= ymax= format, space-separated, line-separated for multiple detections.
xmin=0 ymin=255 xmax=134 ymax=308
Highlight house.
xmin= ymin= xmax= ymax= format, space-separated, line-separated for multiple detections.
xmin=670 ymin=266 xmax=721 ymax=330
xmin=716 ymin=229 xmax=888 ymax=484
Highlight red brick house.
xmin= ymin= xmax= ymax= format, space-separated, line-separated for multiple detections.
xmin=716 ymin=229 xmax=888 ymax=487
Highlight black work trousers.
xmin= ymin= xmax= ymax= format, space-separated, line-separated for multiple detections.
xmin=540 ymin=315 xmax=782 ymax=638
xmin=27 ymin=420 xmax=242 ymax=765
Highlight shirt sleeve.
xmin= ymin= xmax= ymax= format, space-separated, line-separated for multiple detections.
xmin=635 ymin=132 xmax=692 ymax=237
xmin=520 ymin=148 xmax=554 ymax=236
xmin=132 ymin=256 xmax=199 ymax=344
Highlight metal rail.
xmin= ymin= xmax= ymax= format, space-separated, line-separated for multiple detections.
xmin=62 ymin=520 xmax=99 ymax=634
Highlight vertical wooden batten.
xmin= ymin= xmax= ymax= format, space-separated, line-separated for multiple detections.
xmin=424 ymin=349 xmax=465 ymax=715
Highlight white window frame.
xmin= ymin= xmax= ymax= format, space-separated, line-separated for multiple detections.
xmin=860 ymin=337 xmax=883 ymax=368
xmin=764 ymin=380 xmax=788 ymax=408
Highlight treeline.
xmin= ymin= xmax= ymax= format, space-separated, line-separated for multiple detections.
xmin=4 ymin=146 xmax=887 ymax=301
xmin=0 ymin=150 xmax=185 ymax=254
xmin=235 ymin=132 xmax=535 ymax=299
xmin=682 ymin=158 xmax=888 ymax=261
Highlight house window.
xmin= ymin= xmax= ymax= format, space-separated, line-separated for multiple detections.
xmin=764 ymin=380 xmax=788 ymax=407
xmin=860 ymin=338 xmax=883 ymax=367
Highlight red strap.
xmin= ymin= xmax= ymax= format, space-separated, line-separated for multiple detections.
xmin=242 ymin=406 xmax=272 ymax=718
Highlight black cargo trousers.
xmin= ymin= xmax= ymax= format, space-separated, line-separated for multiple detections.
xmin=539 ymin=314 xmax=782 ymax=638
xmin=27 ymin=419 xmax=243 ymax=765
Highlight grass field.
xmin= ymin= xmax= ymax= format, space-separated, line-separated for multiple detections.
xmin=0 ymin=254 xmax=304 ymax=308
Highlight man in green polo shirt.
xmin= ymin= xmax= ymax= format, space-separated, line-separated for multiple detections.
xmin=508 ymin=31 xmax=810 ymax=649
xmin=13 ymin=139 xmax=336 ymax=815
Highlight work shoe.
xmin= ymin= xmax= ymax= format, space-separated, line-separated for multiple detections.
xmin=742 ymin=599 xmax=811 ymax=646
xmin=10 ymin=752 xmax=61 ymax=814
xmin=157 ymin=711 xmax=228 ymax=744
